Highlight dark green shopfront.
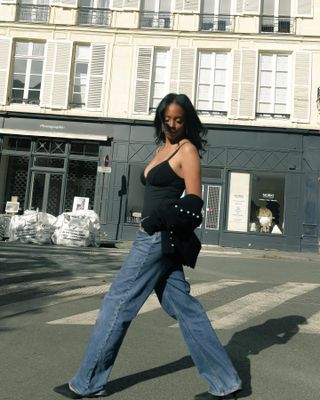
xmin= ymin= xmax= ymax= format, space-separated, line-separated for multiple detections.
xmin=1 ymin=112 xmax=319 ymax=253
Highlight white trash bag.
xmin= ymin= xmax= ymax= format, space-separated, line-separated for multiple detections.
xmin=52 ymin=210 xmax=100 ymax=247
xmin=8 ymin=210 xmax=57 ymax=244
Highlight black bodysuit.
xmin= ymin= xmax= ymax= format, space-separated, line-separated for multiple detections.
xmin=140 ymin=146 xmax=185 ymax=219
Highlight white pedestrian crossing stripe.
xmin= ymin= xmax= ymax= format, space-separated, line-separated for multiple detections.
xmin=29 ymin=279 xmax=320 ymax=334
xmin=47 ymin=279 xmax=253 ymax=325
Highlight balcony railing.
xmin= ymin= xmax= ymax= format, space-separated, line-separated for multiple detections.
xmin=78 ymin=7 xmax=112 ymax=26
xmin=140 ymin=12 xmax=172 ymax=29
xmin=260 ymin=16 xmax=295 ymax=34
xmin=17 ymin=4 xmax=50 ymax=23
xmin=200 ymin=14 xmax=234 ymax=32
xmin=9 ymin=97 xmax=40 ymax=105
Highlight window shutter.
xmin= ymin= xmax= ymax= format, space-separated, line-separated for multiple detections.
xmin=178 ymin=48 xmax=196 ymax=101
xmin=174 ymin=0 xmax=184 ymax=11
xmin=123 ymin=0 xmax=140 ymax=9
xmin=1 ymin=0 xmax=17 ymax=4
xmin=243 ymin=0 xmax=260 ymax=14
xmin=238 ymin=49 xmax=257 ymax=118
xmin=41 ymin=41 xmax=72 ymax=109
xmin=41 ymin=41 xmax=55 ymax=108
xmin=0 ymin=38 xmax=11 ymax=106
xmin=111 ymin=0 xmax=123 ymax=8
xmin=184 ymin=0 xmax=200 ymax=12
xmin=235 ymin=0 xmax=244 ymax=14
xmin=229 ymin=49 xmax=257 ymax=119
xmin=86 ymin=44 xmax=108 ymax=111
xmin=50 ymin=0 xmax=78 ymax=7
xmin=169 ymin=48 xmax=180 ymax=93
xmin=133 ymin=47 xmax=153 ymax=114
xmin=296 ymin=0 xmax=313 ymax=17
xmin=229 ymin=49 xmax=241 ymax=118
xmin=292 ymin=51 xmax=311 ymax=123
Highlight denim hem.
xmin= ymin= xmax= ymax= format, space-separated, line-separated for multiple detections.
xmin=208 ymin=384 xmax=242 ymax=396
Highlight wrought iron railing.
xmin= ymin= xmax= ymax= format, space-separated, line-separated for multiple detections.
xmin=140 ymin=12 xmax=172 ymax=29
xmin=78 ymin=7 xmax=112 ymax=26
xmin=200 ymin=14 xmax=234 ymax=32
xmin=256 ymin=112 xmax=290 ymax=119
xmin=17 ymin=4 xmax=50 ymax=23
xmin=197 ymin=109 xmax=228 ymax=116
xmin=260 ymin=16 xmax=295 ymax=34
xmin=9 ymin=97 xmax=40 ymax=105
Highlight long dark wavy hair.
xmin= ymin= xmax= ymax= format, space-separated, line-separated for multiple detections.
xmin=154 ymin=93 xmax=207 ymax=154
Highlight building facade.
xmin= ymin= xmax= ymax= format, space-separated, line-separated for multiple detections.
xmin=0 ymin=0 xmax=319 ymax=251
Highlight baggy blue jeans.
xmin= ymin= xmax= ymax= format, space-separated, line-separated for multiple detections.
xmin=70 ymin=230 xmax=241 ymax=396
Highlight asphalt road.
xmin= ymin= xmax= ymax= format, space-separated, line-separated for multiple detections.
xmin=0 ymin=242 xmax=320 ymax=400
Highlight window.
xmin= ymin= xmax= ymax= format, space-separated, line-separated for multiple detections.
xmin=257 ymin=53 xmax=290 ymax=118
xmin=227 ymin=171 xmax=285 ymax=234
xmin=150 ymin=49 xmax=170 ymax=110
xmin=200 ymin=0 xmax=233 ymax=32
xmin=11 ymin=41 xmax=45 ymax=105
xmin=18 ymin=0 xmax=50 ymax=23
xmin=71 ymin=45 xmax=90 ymax=108
xmin=78 ymin=0 xmax=111 ymax=26
xmin=196 ymin=51 xmax=228 ymax=114
xmin=140 ymin=0 xmax=172 ymax=28
xmin=261 ymin=0 xmax=293 ymax=33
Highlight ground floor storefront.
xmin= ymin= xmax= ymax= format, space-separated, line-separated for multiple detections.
xmin=1 ymin=112 xmax=319 ymax=252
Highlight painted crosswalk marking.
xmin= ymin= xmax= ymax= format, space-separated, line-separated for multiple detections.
xmin=300 ymin=311 xmax=320 ymax=334
xmin=170 ymin=282 xmax=320 ymax=330
xmin=47 ymin=279 xmax=253 ymax=325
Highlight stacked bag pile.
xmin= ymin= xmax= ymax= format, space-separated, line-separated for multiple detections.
xmin=52 ymin=210 xmax=100 ymax=247
xmin=8 ymin=210 xmax=100 ymax=247
xmin=9 ymin=210 xmax=56 ymax=244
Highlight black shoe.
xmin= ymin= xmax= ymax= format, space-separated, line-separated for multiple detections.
xmin=54 ymin=384 xmax=83 ymax=399
xmin=54 ymin=383 xmax=108 ymax=399
xmin=194 ymin=389 xmax=241 ymax=399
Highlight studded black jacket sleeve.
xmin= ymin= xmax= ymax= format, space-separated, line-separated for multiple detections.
xmin=141 ymin=194 xmax=203 ymax=268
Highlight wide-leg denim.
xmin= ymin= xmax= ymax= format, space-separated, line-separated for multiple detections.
xmin=70 ymin=230 xmax=241 ymax=397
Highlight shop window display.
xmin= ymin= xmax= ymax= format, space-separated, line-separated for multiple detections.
xmin=227 ymin=171 xmax=284 ymax=234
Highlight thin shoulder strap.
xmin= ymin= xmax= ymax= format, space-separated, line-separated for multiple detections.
xmin=167 ymin=141 xmax=188 ymax=161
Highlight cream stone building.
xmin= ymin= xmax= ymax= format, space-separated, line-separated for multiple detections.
xmin=0 ymin=0 xmax=319 ymax=252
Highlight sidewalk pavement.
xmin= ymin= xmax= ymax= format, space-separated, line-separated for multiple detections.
xmin=0 ymin=239 xmax=319 ymax=262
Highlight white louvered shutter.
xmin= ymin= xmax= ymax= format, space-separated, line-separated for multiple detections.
xmin=111 ymin=0 xmax=123 ymax=8
xmin=235 ymin=0 xmax=244 ymax=14
xmin=0 ymin=38 xmax=12 ymax=106
xmin=243 ymin=0 xmax=260 ymax=14
xmin=1 ymin=0 xmax=17 ymax=4
xmin=51 ymin=41 xmax=72 ymax=109
xmin=86 ymin=44 xmax=108 ymax=111
xmin=229 ymin=49 xmax=241 ymax=118
xmin=292 ymin=51 xmax=311 ymax=123
xmin=169 ymin=48 xmax=180 ymax=93
xmin=50 ymin=0 xmax=78 ymax=7
xmin=174 ymin=0 xmax=200 ymax=12
xmin=174 ymin=0 xmax=184 ymax=11
xmin=238 ymin=50 xmax=257 ymax=118
xmin=41 ymin=41 xmax=72 ymax=109
xmin=133 ymin=47 xmax=153 ymax=114
xmin=123 ymin=0 xmax=140 ymax=9
xmin=296 ymin=0 xmax=313 ymax=17
xmin=178 ymin=48 xmax=196 ymax=101
xmin=40 ymin=41 xmax=55 ymax=108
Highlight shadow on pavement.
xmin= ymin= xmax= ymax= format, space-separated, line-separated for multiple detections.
xmin=106 ymin=315 xmax=306 ymax=398
xmin=226 ymin=315 xmax=307 ymax=397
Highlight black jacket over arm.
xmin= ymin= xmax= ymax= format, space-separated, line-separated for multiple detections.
xmin=141 ymin=194 xmax=203 ymax=268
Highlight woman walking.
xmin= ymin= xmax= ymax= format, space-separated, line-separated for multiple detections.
xmin=54 ymin=93 xmax=242 ymax=400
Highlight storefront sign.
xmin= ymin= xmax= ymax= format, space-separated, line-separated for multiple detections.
xmin=97 ymin=166 xmax=112 ymax=173
xmin=227 ymin=172 xmax=250 ymax=232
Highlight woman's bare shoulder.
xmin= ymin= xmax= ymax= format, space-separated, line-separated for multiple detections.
xmin=180 ymin=140 xmax=199 ymax=156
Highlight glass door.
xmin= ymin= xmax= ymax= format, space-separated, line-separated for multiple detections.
xmin=29 ymin=172 xmax=63 ymax=215
xmin=197 ymin=183 xmax=222 ymax=244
